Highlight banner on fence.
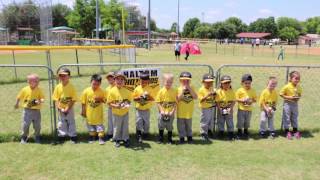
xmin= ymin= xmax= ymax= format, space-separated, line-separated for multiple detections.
xmin=120 ymin=67 xmax=161 ymax=92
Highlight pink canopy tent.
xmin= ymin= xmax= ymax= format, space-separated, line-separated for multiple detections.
xmin=180 ymin=42 xmax=202 ymax=55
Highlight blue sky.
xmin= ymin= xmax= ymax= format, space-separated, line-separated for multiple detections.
xmin=17 ymin=0 xmax=320 ymax=29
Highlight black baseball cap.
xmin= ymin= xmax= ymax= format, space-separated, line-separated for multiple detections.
xmin=220 ymin=75 xmax=232 ymax=83
xmin=140 ymin=72 xmax=150 ymax=80
xmin=58 ymin=68 xmax=71 ymax=76
xmin=202 ymin=73 xmax=215 ymax=82
xmin=242 ymin=74 xmax=253 ymax=82
xmin=179 ymin=72 xmax=192 ymax=80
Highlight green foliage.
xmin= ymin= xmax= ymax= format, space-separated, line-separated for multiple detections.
xmin=225 ymin=17 xmax=248 ymax=34
xmin=0 ymin=0 xmax=39 ymax=32
xmin=67 ymin=0 xmax=97 ymax=37
xmin=279 ymin=26 xmax=299 ymax=42
xmin=126 ymin=5 xmax=146 ymax=31
xmin=182 ymin=18 xmax=200 ymax=38
xmin=277 ymin=17 xmax=304 ymax=33
xmin=170 ymin=22 xmax=178 ymax=33
xmin=52 ymin=3 xmax=72 ymax=27
xmin=305 ymin=17 xmax=320 ymax=34
xmin=194 ymin=23 xmax=213 ymax=39
xmin=249 ymin=17 xmax=278 ymax=38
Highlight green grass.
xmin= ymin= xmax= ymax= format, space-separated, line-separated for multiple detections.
xmin=0 ymin=43 xmax=320 ymax=179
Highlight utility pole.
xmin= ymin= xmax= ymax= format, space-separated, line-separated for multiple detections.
xmin=95 ymin=0 xmax=99 ymax=39
xmin=177 ymin=0 xmax=180 ymax=38
xmin=147 ymin=0 xmax=151 ymax=50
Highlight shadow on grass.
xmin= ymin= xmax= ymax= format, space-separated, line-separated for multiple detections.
xmin=1 ymin=128 xmax=319 ymax=145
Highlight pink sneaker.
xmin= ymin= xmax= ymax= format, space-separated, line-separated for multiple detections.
xmin=286 ymin=132 xmax=293 ymax=140
xmin=294 ymin=132 xmax=301 ymax=139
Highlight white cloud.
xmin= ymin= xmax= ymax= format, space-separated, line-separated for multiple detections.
xmin=259 ymin=9 xmax=273 ymax=14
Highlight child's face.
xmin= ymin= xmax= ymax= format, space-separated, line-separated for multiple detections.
xmin=290 ymin=74 xmax=300 ymax=86
xmin=203 ymin=81 xmax=213 ymax=89
xmin=221 ymin=82 xmax=231 ymax=90
xmin=28 ymin=78 xmax=39 ymax=89
xmin=141 ymin=79 xmax=149 ymax=87
xmin=91 ymin=80 xmax=101 ymax=90
xmin=180 ymin=79 xmax=190 ymax=86
xmin=107 ymin=76 xmax=115 ymax=85
xmin=267 ymin=79 xmax=277 ymax=90
xmin=242 ymin=80 xmax=252 ymax=90
xmin=59 ymin=74 xmax=70 ymax=85
xmin=164 ymin=78 xmax=173 ymax=89
xmin=115 ymin=77 xmax=125 ymax=87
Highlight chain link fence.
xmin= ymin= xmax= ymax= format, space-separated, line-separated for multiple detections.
xmin=0 ymin=65 xmax=55 ymax=142
xmin=216 ymin=64 xmax=320 ymax=132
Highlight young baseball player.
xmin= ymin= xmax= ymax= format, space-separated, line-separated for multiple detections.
xmin=177 ymin=72 xmax=197 ymax=144
xmin=107 ymin=72 xmax=133 ymax=148
xmin=133 ymin=72 xmax=155 ymax=143
xmin=216 ymin=75 xmax=236 ymax=140
xmin=235 ymin=74 xmax=257 ymax=139
xmin=105 ymin=71 xmax=115 ymax=141
xmin=259 ymin=76 xmax=278 ymax=138
xmin=15 ymin=74 xmax=44 ymax=144
xmin=155 ymin=73 xmax=177 ymax=144
xmin=52 ymin=68 xmax=78 ymax=144
xmin=280 ymin=71 xmax=302 ymax=140
xmin=81 ymin=74 xmax=107 ymax=145
xmin=198 ymin=73 xmax=216 ymax=141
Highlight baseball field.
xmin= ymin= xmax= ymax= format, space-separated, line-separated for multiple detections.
xmin=0 ymin=43 xmax=320 ymax=179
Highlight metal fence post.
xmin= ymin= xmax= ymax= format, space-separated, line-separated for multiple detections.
xmin=75 ymin=49 xmax=80 ymax=76
xmin=11 ymin=50 xmax=18 ymax=80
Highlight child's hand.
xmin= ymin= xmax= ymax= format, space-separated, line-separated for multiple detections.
xmin=81 ymin=111 xmax=86 ymax=118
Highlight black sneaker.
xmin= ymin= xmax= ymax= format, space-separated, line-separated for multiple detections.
xmin=208 ymin=130 xmax=213 ymax=138
xmin=138 ymin=135 xmax=143 ymax=144
xmin=20 ymin=136 xmax=27 ymax=144
xmin=34 ymin=136 xmax=41 ymax=144
xmin=187 ymin=136 xmax=193 ymax=144
xmin=88 ymin=136 xmax=95 ymax=144
xmin=124 ymin=140 xmax=130 ymax=148
xmin=260 ymin=131 xmax=267 ymax=138
xmin=270 ymin=132 xmax=276 ymax=139
xmin=179 ymin=137 xmax=185 ymax=144
xmin=228 ymin=132 xmax=235 ymax=141
xmin=218 ymin=131 xmax=224 ymax=139
xmin=114 ymin=141 xmax=120 ymax=148
xmin=70 ymin=136 xmax=78 ymax=144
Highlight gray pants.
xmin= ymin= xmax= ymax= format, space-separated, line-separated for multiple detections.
xmin=200 ymin=107 xmax=214 ymax=134
xmin=237 ymin=109 xmax=252 ymax=129
xmin=177 ymin=118 xmax=192 ymax=138
xmin=217 ymin=110 xmax=234 ymax=132
xmin=106 ymin=107 xmax=113 ymax=135
xmin=113 ymin=113 xmax=129 ymax=141
xmin=158 ymin=114 xmax=174 ymax=131
xmin=57 ymin=108 xmax=77 ymax=137
xmin=21 ymin=108 xmax=41 ymax=137
xmin=136 ymin=109 xmax=150 ymax=133
xmin=260 ymin=111 xmax=275 ymax=132
xmin=282 ymin=101 xmax=299 ymax=129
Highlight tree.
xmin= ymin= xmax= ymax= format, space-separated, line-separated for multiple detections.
xmin=212 ymin=22 xmax=236 ymax=39
xmin=305 ymin=17 xmax=320 ymax=34
xmin=182 ymin=18 xmax=200 ymax=38
xmin=249 ymin=17 xmax=278 ymax=37
xmin=126 ymin=5 xmax=146 ymax=30
xmin=0 ymin=0 xmax=40 ymax=32
xmin=225 ymin=17 xmax=248 ymax=34
xmin=194 ymin=23 xmax=213 ymax=39
xmin=67 ymin=0 xmax=97 ymax=37
xmin=52 ymin=3 xmax=72 ymax=27
xmin=279 ymin=26 xmax=299 ymax=43
xmin=170 ymin=22 xmax=178 ymax=33
xmin=277 ymin=17 xmax=303 ymax=33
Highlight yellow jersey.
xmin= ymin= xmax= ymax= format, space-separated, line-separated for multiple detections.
xmin=177 ymin=86 xmax=196 ymax=119
xmin=155 ymin=87 xmax=178 ymax=113
xmin=133 ymin=85 xmax=155 ymax=110
xmin=81 ymin=87 xmax=106 ymax=125
xmin=52 ymin=82 xmax=77 ymax=109
xmin=280 ymin=82 xmax=302 ymax=101
xmin=259 ymin=88 xmax=278 ymax=110
xmin=235 ymin=87 xmax=257 ymax=111
xmin=216 ymin=88 xmax=235 ymax=108
xmin=107 ymin=86 xmax=133 ymax=116
xmin=198 ymin=85 xmax=216 ymax=108
xmin=17 ymin=86 xmax=45 ymax=109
